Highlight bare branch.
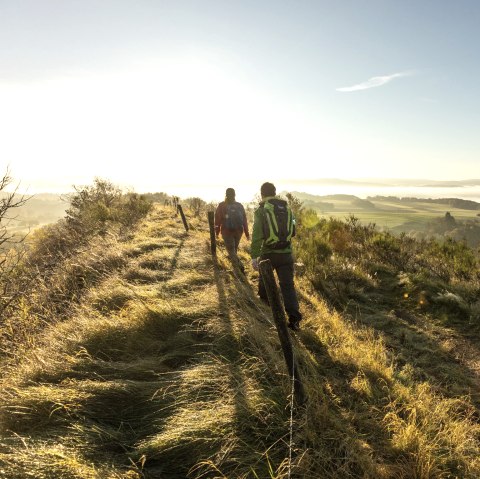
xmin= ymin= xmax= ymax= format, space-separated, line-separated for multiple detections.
xmin=0 ymin=169 xmax=31 ymax=316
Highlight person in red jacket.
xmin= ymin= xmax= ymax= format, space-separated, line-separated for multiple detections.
xmin=214 ymin=188 xmax=249 ymax=271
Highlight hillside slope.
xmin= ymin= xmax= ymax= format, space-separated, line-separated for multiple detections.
xmin=1 ymin=205 xmax=479 ymax=478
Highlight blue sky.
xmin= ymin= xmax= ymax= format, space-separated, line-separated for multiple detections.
xmin=1 ymin=0 xmax=479 ymax=195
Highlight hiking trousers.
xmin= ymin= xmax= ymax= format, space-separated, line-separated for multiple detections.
xmin=222 ymin=231 xmax=242 ymax=255
xmin=258 ymin=253 xmax=302 ymax=322
xmin=222 ymin=231 xmax=245 ymax=272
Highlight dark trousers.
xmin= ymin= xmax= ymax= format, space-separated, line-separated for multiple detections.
xmin=223 ymin=233 xmax=242 ymax=255
xmin=258 ymin=253 xmax=302 ymax=322
xmin=223 ymin=232 xmax=245 ymax=271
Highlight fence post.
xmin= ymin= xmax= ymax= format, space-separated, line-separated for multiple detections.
xmin=259 ymin=259 xmax=306 ymax=404
xmin=207 ymin=211 xmax=216 ymax=255
xmin=177 ymin=204 xmax=189 ymax=232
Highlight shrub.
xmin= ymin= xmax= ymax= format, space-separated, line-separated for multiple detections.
xmin=421 ymin=238 xmax=478 ymax=282
xmin=294 ymin=212 xmax=480 ymax=315
xmin=368 ymin=233 xmax=402 ymax=268
xmin=114 ymin=192 xmax=152 ymax=228
xmin=65 ymin=178 xmax=152 ymax=235
xmin=185 ymin=197 xmax=206 ymax=217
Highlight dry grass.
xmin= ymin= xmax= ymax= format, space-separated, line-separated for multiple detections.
xmin=1 ymin=204 xmax=479 ymax=478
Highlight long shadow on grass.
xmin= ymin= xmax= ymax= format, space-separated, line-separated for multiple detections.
xmin=15 ymin=304 xmax=214 ymax=474
xmin=229 ymin=268 xmax=407 ymax=476
xmin=123 ymin=234 xmax=188 ymax=285
xmin=207 ymin=256 xmax=275 ymax=477
xmin=295 ymin=329 xmax=408 ymax=477
xmin=167 ymin=233 xmax=187 ymax=278
xmin=102 ymin=256 xmax=262 ymax=478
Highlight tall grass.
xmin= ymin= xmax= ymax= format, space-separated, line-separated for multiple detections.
xmin=1 ymin=201 xmax=479 ymax=478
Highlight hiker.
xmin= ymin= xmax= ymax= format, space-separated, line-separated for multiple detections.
xmin=214 ymin=188 xmax=250 ymax=271
xmin=251 ymin=182 xmax=302 ymax=331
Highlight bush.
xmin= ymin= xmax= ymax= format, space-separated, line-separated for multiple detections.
xmin=66 ymin=178 xmax=152 ymax=235
xmin=368 ymin=233 xmax=402 ymax=268
xmin=185 ymin=197 xmax=206 ymax=217
xmin=294 ymin=212 xmax=480 ymax=314
xmin=114 ymin=192 xmax=152 ymax=228
xmin=421 ymin=238 xmax=478 ymax=282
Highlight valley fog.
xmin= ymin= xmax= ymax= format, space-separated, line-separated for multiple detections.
xmin=160 ymin=182 xmax=480 ymax=204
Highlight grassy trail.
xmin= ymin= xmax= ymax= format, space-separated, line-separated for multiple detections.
xmin=0 ymin=206 xmax=297 ymax=478
xmin=1 ymin=205 xmax=480 ymax=478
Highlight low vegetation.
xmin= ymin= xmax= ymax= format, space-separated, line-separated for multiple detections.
xmin=292 ymin=191 xmax=480 ymax=248
xmin=0 ymin=185 xmax=479 ymax=478
xmin=0 ymin=177 xmax=152 ymax=358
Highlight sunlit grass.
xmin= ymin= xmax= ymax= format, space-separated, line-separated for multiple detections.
xmin=1 ymin=203 xmax=479 ymax=478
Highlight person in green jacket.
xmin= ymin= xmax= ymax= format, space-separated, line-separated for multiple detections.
xmin=251 ymin=182 xmax=302 ymax=331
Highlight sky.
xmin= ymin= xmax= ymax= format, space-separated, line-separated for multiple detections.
xmin=1 ymin=0 xmax=479 ymax=199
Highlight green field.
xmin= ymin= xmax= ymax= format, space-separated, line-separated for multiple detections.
xmin=295 ymin=193 xmax=480 ymax=234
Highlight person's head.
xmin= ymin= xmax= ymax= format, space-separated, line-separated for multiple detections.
xmin=225 ymin=187 xmax=236 ymax=202
xmin=260 ymin=182 xmax=276 ymax=198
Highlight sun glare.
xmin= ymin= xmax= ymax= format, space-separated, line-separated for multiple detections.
xmin=1 ymin=57 xmax=352 ymax=193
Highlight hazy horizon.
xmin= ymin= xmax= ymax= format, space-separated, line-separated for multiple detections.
xmin=9 ymin=177 xmax=480 ymax=204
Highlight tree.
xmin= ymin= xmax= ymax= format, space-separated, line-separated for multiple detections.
xmin=0 ymin=170 xmax=29 ymax=249
xmin=0 ymin=169 xmax=29 ymax=315
xmin=285 ymin=192 xmax=304 ymax=220
xmin=444 ymin=211 xmax=456 ymax=228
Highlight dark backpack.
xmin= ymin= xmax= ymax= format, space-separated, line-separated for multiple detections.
xmin=261 ymin=198 xmax=294 ymax=249
xmin=224 ymin=202 xmax=244 ymax=230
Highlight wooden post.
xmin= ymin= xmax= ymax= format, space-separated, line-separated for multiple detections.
xmin=207 ymin=211 xmax=216 ymax=255
xmin=177 ymin=204 xmax=189 ymax=232
xmin=259 ymin=259 xmax=306 ymax=404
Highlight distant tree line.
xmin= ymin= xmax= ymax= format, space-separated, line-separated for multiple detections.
xmin=369 ymin=196 xmax=480 ymax=210
xmin=425 ymin=212 xmax=480 ymax=248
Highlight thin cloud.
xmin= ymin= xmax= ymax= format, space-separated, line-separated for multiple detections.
xmin=420 ymin=97 xmax=438 ymax=103
xmin=336 ymin=71 xmax=412 ymax=92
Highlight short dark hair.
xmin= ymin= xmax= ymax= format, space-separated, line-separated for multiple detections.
xmin=225 ymin=187 xmax=236 ymax=199
xmin=260 ymin=182 xmax=276 ymax=198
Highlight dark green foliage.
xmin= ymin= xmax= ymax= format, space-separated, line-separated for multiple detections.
xmin=368 ymin=233 xmax=401 ymax=267
xmin=114 ymin=192 xmax=153 ymax=227
xmin=421 ymin=238 xmax=478 ymax=282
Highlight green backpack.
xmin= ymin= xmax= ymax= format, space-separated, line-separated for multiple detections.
xmin=261 ymin=198 xmax=295 ymax=249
